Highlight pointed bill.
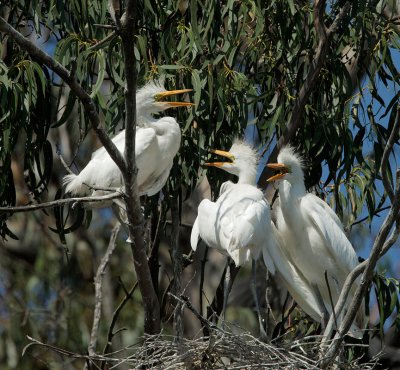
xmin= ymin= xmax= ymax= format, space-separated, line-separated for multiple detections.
xmin=266 ymin=163 xmax=289 ymax=182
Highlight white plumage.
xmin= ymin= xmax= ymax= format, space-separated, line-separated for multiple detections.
xmin=267 ymin=146 xmax=365 ymax=336
xmin=63 ymin=80 xmax=193 ymax=197
xmin=190 ymin=140 xmax=275 ymax=268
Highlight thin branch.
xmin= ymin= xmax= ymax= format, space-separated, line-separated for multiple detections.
xmin=102 ymin=281 xmax=138 ymax=360
xmin=170 ymin=192 xmax=183 ymax=341
xmin=257 ymin=2 xmax=351 ymax=187
xmin=89 ymin=31 xmax=117 ymax=51
xmin=321 ymin=220 xmax=400 ymax=348
xmin=0 ymin=192 xmax=122 ymax=213
xmin=320 ymin=104 xmax=400 ymax=360
xmin=320 ymin=137 xmax=400 ymax=367
xmin=88 ymin=223 xmax=121 ymax=357
xmin=380 ymin=105 xmax=400 ymax=203
xmin=0 ymin=16 xmax=126 ymax=173
xmin=349 ymin=205 xmax=391 ymax=229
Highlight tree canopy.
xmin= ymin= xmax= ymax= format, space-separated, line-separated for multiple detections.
xmin=1 ymin=0 xmax=400 ymax=368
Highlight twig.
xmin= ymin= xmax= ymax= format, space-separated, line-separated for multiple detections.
xmin=321 ymin=220 xmax=400 ymax=349
xmin=0 ymin=192 xmax=122 ymax=213
xmin=101 ymin=282 xmax=138 ymax=367
xmin=319 ymin=105 xmax=400 ymax=366
xmin=380 ymin=105 xmax=400 ymax=203
xmin=89 ymin=31 xmax=117 ymax=51
xmin=88 ymin=223 xmax=121 ymax=357
xmin=56 ymin=146 xmax=75 ymax=175
xmin=180 ymin=295 xmax=215 ymax=333
xmin=170 ymin=192 xmax=184 ymax=342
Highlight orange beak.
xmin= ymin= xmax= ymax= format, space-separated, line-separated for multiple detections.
xmin=266 ymin=163 xmax=290 ymax=182
xmin=205 ymin=149 xmax=235 ymax=167
xmin=155 ymin=89 xmax=195 ymax=107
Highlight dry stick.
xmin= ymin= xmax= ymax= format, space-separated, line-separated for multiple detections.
xmin=101 ymin=281 xmax=138 ymax=369
xmin=319 ymin=105 xmax=400 ymax=367
xmin=320 ymin=223 xmax=400 ymax=350
xmin=88 ymin=223 xmax=121 ymax=358
xmin=322 ymin=105 xmax=400 ymax=345
xmin=0 ymin=192 xmax=122 ymax=213
xmin=257 ymin=1 xmax=351 ymax=187
xmin=170 ymin=193 xmax=184 ymax=342
xmin=119 ymin=0 xmax=160 ymax=334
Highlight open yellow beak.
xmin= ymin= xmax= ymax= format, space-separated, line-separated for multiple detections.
xmin=266 ymin=163 xmax=289 ymax=182
xmin=155 ymin=89 xmax=195 ymax=107
xmin=205 ymin=149 xmax=235 ymax=167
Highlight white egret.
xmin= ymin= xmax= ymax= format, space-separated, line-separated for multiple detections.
xmin=191 ymin=140 xmax=276 ymax=337
xmin=267 ymin=146 xmax=365 ymax=337
xmin=63 ymin=80 xmax=193 ymax=197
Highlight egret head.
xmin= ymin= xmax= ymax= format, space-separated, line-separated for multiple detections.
xmin=206 ymin=139 xmax=258 ymax=183
xmin=266 ymin=146 xmax=304 ymax=184
xmin=136 ymin=80 xmax=194 ymax=116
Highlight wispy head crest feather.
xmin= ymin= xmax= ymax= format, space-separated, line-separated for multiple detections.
xmin=230 ymin=138 xmax=258 ymax=167
xmin=277 ymin=145 xmax=305 ymax=169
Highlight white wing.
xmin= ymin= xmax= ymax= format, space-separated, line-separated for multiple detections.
xmin=190 ymin=217 xmax=200 ymax=251
xmin=301 ymin=196 xmax=359 ymax=274
xmin=305 ymin=193 xmax=344 ymax=230
xmin=265 ymin=226 xmax=323 ymax=321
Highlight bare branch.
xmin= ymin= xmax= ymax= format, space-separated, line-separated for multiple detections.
xmin=319 ymin=108 xmax=400 ymax=366
xmin=88 ymin=223 xmax=121 ymax=357
xmin=0 ymin=192 xmax=122 ymax=213
xmin=119 ymin=0 xmax=161 ymax=334
xmin=102 ymin=281 xmax=138 ymax=359
xmin=0 ymin=16 xmax=126 ymax=173
xmin=321 ymin=215 xmax=400 ymax=348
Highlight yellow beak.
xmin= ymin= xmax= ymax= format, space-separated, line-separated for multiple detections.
xmin=266 ymin=163 xmax=289 ymax=182
xmin=155 ymin=89 xmax=195 ymax=107
xmin=205 ymin=149 xmax=235 ymax=167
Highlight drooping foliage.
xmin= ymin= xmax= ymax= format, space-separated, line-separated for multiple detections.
xmin=1 ymin=0 xmax=400 ymax=368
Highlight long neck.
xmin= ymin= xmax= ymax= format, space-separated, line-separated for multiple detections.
xmin=279 ymin=178 xmax=306 ymax=216
xmin=237 ymin=167 xmax=257 ymax=185
xmin=148 ymin=117 xmax=180 ymax=136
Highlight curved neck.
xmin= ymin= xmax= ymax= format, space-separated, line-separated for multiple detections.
xmin=237 ymin=169 xmax=257 ymax=185
xmin=279 ymin=179 xmax=306 ymax=205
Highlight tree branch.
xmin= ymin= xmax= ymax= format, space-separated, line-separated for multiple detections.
xmin=88 ymin=223 xmax=121 ymax=357
xmin=0 ymin=192 xmax=122 ymax=213
xmin=102 ymin=280 xmax=138 ymax=361
xmin=119 ymin=0 xmax=161 ymax=334
xmin=319 ymin=106 xmax=400 ymax=366
xmin=380 ymin=105 xmax=400 ymax=203
xmin=0 ymin=16 xmax=126 ymax=174
xmin=257 ymin=2 xmax=351 ymax=187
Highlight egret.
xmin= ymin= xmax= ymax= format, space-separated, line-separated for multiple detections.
xmin=191 ymin=139 xmax=275 ymax=337
xmin=63 ymin=80 xmax=193 ymax=197
xmin=267 ymin=146 xmax=365 ymax=337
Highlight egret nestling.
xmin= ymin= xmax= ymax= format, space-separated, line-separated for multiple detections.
xmin=267 ymin=146 xmax=365 ymax=337
xmin=63 ymin=80 xmax=193 ymax=197
xmin=191 ymin=140 xmax=275 ymax=337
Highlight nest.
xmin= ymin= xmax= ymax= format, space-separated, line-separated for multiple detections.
xmin=97 ymin=328 xmax=379 ymax=369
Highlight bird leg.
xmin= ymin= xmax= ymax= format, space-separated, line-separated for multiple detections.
xmin=312 ymin=284 xmax=329 ymax=330
xmin=221 ymin=260 xmax=232 ymax=324
xmin=220 ymin=258 xmax=240 ymax=327
xmin=251 ymin=259 xmax=268 ymax=341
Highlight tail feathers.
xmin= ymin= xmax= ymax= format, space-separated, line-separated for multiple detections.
xmin=63 ymin=174 xmax=89 ymax=195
